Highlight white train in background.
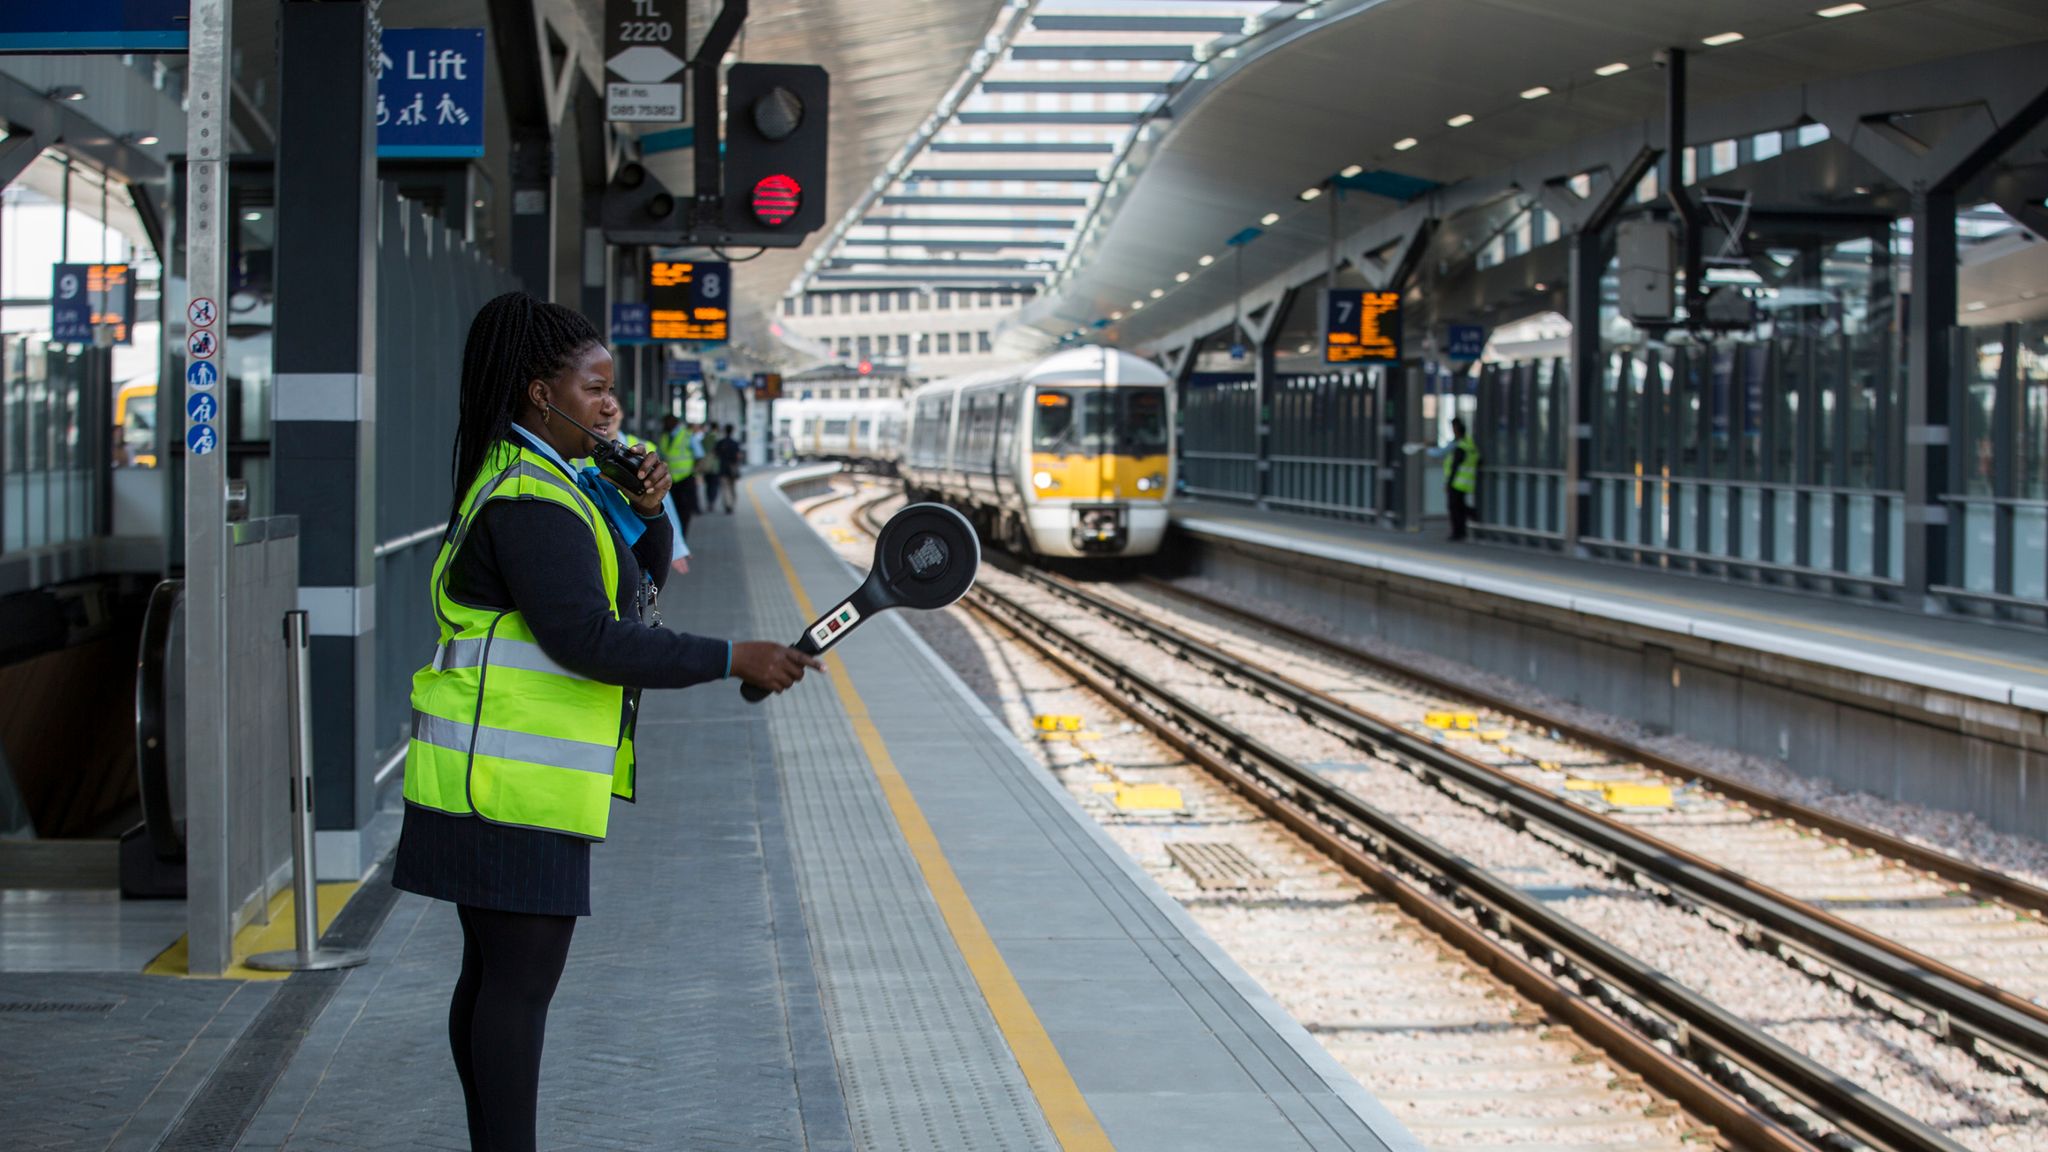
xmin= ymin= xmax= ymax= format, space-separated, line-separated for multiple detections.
xmin=901 ymin=347 xmax=1175 ymax=559
xmin=773 ymin=398 xmax=907 ymax=472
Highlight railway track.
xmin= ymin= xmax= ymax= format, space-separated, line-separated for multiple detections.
xmin=816 ymin=487 xmax=1767 ymax=1151
xmin=831 ymin=485 xmax=2047 ymax=1150
xmin=1023 ymin=571 xmax=2048 ymax=1076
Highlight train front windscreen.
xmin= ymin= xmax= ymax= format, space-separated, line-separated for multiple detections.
xmin=1032 ymin=388 xmax=1169 ymax=456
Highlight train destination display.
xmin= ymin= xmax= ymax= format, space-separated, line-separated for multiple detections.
xmin=1323 ymin=288 xmax=1400 ymax=363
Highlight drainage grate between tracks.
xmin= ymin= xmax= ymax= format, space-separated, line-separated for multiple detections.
xmin=1166 ymin=841 xmax=1276 ymax=891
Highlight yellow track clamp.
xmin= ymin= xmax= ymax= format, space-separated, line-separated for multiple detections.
xmin=1423 ymin=711 xmax=1456 ymax=729
xmin=1114 ymin=783 xmax=1185 ymax=813
xmin=1563 ymin=778 xmax=1603 ymax=792
xmin=1478 ymin=729 xmax=1511 ymax=743
xmin=1602 ymin=782 xmax=1675 ymax=809
xmin=1034 ymin=713 xmax=1085 ymax=732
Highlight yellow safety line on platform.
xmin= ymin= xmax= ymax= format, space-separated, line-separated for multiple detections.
xmin=754 ymin=499 xmax=1115 ymax=1152
xmin=1197 ymin=512 xmax=2048 ymax=681
xmin=144 ymin=881 xmax=360 ymax=980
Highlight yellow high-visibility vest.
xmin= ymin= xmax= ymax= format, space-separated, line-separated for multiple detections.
xmin=403 ymin=440 xmax=636 ymax=840
xmin=1443 ymin=435 xmax=1479 ymax=494
xmin=658 ymin=428 xmax=696 ymax=479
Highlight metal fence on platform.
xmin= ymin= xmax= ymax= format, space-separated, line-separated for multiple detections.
xmin=1267 ymin=369 xmax=1386 ymax=521
xmin=1178 ymin=373 xmax=1257 ymax=501
xmin=1576 ymin=332 xmax=1905 ymax=595
xmin=1472 ymin=357 xmax=1566 ymax=542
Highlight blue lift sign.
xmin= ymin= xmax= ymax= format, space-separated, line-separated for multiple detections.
xmin=376 ymin=29 xmax=486 ymax=159
xmin=0 ymin=2 xmax=188 ymax=53
xmin=611 ymin=302 xmax=652 ymax=346
xmin=1446 ymin=325 xmax=1487 ymax=361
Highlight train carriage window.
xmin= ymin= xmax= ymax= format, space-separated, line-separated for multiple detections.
xmin=995 ymin=390 xmax=1017 ymax=465
xmin=824 ymin=419 xmax=850 ymax=436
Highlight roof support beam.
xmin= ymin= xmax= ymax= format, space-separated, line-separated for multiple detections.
xmin=982 ymin=80 xmax=1171 ymax=94
xmin=1011 ymin=45 xmax=1194 ymax=61
xmin=909 ymin=168 xmax=1101 ymax=182
xmin=929 ymin=141 xmax=1116 ymax=154
xmin=1031 ymin=16 xmax=1245 ymax=34
xmin=861 ymin=217 xmax=1077 ymax=229
xmin=845 ymin=239 xmax=1067 ymax=252
xmin=957 ymin=112 xmax=1143 ymax=126
xmin=882 ymin=195 xmax=1091 ymax=208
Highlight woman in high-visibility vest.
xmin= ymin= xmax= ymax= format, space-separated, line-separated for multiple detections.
xmin=393 ymin=292 xmax=820 ymax=1152
xmin=1443 ymin=416 xmax=1480 ymax=542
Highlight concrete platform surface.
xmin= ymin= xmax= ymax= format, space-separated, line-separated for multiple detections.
xmin=1173 ymin=500 xmax=2048 ymax=710
xmin=3 ymin=469 xmax=1415 ymax=1152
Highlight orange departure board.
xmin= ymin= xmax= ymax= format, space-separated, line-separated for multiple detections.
xmin=647 ymin=260 xmax=730 ymax=343
xmin=1323 ymin=288 xmax=1400 ymax=363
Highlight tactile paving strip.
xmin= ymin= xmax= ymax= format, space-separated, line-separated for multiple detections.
xmin=743 ymin=507 xmax=1058 ymax=1152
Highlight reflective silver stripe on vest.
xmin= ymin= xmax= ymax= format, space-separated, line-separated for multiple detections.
xmin=411 ymin=710 xmax=617 ymax=775
xmin=436 ymin=636 xmax=581 ymax=680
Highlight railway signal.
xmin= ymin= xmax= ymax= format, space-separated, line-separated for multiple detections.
xmin=722 ymin=63 xmax=829 ymax=239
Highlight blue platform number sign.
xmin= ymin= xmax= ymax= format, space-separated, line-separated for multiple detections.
xmin=377 ymin=29 xmax=486 ymax=159
xmin=611 ymin=302 xmax=651 ymax=346
xmin=186 ymin=424 xmax=219 ymax=457
xmin=187 ymin=392 xmax=219 ymax=425
xmin=52 ymin=263 xmax=135 ymax=344
xmin=0 ymin=1 xmax=188 ymax=53
xmin=1446 ymin=324 xmax=1486 ymax=362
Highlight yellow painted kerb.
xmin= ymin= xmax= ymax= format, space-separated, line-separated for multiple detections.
xmin=753 ymin=498 xmax=1115 ymax=1152
xmin=145 ymin=881 xmax=360 ymax=980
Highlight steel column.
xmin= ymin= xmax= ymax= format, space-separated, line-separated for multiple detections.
xmin=182 ymin=0 xmax=233 ymax=977
xmin=1565 ymin=231 xmax=1604 ymax=554
xmin=1904 ymin=189 xmax=1957 ymax=600
xmin=274 ymin=0 xmax=380 ymax=866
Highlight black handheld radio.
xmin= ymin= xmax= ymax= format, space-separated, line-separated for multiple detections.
xmin=741 ymin=503 xmax=979 ymax=703
xmin=544 ymin=403 xmax=649 ymax=495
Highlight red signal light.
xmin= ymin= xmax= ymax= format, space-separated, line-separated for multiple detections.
xmin=857 ymin=359 xmax=873 ymax=375
xmin=751 ymin=174 xmax=802 ymax=226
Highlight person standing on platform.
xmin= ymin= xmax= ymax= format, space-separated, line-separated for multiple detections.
xmin=696 ymin=421 xmax=724 ymax=512
xmin=1444 ymin=416 xmax=1480 ymax=542
xmin=393 ymin=292 xmax=821 ymax=1152
xmin=657 ymin=414 xmax=696 ymax=530
xmin=714 ymin=423 xmax=742 ymax=513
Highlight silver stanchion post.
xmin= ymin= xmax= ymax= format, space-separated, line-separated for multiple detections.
xmin=247 ymin=610 xmax=368 ymax=972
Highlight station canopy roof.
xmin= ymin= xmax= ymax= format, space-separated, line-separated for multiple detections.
xmin=592 ymin=0 xmax=2048 ymax=355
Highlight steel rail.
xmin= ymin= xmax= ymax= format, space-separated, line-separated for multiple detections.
xmin=968 ymin=577 xmax=1964 ymax=1152
xmin=1143 ymin=575 xmax=2048 ymax=919
xmin=1027 ymin=570 xmax=2048 ymax=1077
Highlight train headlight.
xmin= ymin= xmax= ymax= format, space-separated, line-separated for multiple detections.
xmin=1135 ymin=473 xmax=1164 ymax=492
xmin=1033 ymin=471 xmax=1056 ymax=490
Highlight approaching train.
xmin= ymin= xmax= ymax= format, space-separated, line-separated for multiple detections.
xmin=900 ymin=347 xmax=1175 ymax=558
xmin=774 ymin=397 xmax=906 ymax=472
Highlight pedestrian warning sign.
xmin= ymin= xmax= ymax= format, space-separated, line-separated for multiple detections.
xmin=377 ymin=28 xmax=485 ymax=159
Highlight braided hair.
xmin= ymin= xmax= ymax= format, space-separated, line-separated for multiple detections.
xmin=449 ymin=291 xmax=602 ymax=522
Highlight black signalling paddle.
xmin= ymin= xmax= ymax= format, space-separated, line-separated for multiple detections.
xmin=742 ymin=502 xmax=980 ymax=702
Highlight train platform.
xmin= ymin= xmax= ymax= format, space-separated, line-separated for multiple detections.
xmin=0 ymin=469 xmax=1414 ymax=1152
xmin=1171 ymin=500 xmax=2048 ymax=710
xmin=1167 ymin=498 xmax=2048 ymax=839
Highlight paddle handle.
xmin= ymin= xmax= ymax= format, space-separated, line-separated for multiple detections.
xmin=740 ymin=633 xmax=827 ymax=703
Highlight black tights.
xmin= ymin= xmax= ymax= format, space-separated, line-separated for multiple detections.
xmin=450 ymin=905 xmax=577 ymax=1152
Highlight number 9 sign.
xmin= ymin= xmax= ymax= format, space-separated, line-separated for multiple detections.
xmin=57 ymin=272 xmax=80 ymax=300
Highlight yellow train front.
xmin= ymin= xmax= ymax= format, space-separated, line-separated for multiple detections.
xmin=901 ymin=347 xmax=1174 ymax=559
